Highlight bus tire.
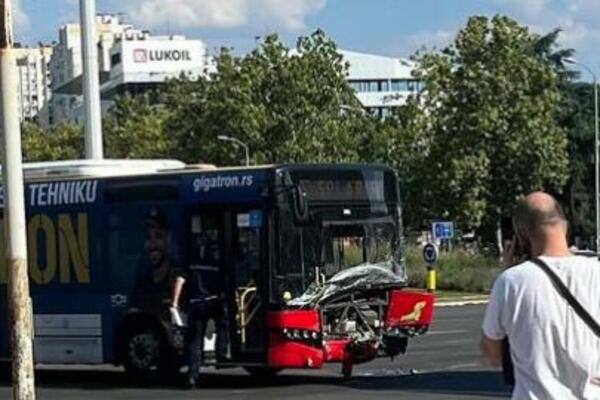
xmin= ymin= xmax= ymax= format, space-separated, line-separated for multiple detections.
xmin=122 ymin=323 xmax=168 ymax=382
xmin=243 ymin=366 xmax=283 ymax=380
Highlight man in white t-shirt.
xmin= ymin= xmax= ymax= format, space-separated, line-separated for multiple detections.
xmin=481 ymin=192 xmax=600 ymax=400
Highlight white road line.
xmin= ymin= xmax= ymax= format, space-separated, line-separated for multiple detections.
xmin=436 ymin=299 xmax=489 ymax=307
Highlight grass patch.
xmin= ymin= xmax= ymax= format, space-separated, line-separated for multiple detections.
xmin=405 ymin=246 xmax=501 ymax=293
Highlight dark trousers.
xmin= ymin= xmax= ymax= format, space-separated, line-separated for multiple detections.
xmin=185 ymin=300 xmax=223 ymax=379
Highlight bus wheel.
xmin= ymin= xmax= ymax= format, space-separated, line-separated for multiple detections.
xmin=243 ymin=366 xmax=283 ymax=380
xmin=123 ymin=326 xmax=165 ymax=381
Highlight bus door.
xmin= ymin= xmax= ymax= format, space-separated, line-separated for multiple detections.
xmin=230 ymin=209 xmax=267 ymax=363
xmin=187 ymin=210 xmax=226 ymax=363
xmin=187 ymin=208 xmax=267 ymax=364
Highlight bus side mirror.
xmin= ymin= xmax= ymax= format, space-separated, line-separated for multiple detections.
xmin=291 ymin=186 xmax=309 ymax=225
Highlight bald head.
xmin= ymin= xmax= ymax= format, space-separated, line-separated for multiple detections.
xmin=513 ymin=192 xmax=566 ymax=239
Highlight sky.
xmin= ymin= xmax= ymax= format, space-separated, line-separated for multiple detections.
xmin=13 ymin=0 xmax=600 ymax=81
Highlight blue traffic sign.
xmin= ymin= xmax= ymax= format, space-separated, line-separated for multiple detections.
xmin=423 ymin=243 xmax=438 ymax=264
xmin=432 ymin=221 xmax=455 ymax=241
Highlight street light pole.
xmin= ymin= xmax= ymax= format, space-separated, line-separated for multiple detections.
xmin=80 ymin=0 xmax=104 ymax=159
xmin=217 ymin=135 xmax=250 ymax=166
xmin=0 ymin=1 xmax=36 ymax=399
xmin=564 ymin=58 xmax=599 ymax=256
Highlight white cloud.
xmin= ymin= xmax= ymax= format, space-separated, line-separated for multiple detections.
xmin=385 ymin=29 xmax=455 ymax=58
xmin=256 ymin=0 xmax=326 ymax=31
xmin=12 ymin=0 xmax=29 ymax=32
xmin=491 ymin=0 xmax=551 ymax=17
xmin=132 ymin=0 xmax=246 ymax=29
xmin=118 ymin=0 xmax=326 ymax=31
xmin=490 ymin=0 xmax=600 ymax=54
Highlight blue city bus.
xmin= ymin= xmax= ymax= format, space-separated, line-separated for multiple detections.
xmin=0 ymin=160 xmax=434 ymax=380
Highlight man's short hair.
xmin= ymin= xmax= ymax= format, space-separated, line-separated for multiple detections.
xmin=145 ymin=207 xmax=168 ymax=230
xmin=512 ymin=195 xmax=566 ymax=235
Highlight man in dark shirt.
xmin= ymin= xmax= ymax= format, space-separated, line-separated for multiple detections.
xmin=171 ymin=242 xmax=224 ymax=388
xmin=131 ymin=208 xmax=179 ymax=316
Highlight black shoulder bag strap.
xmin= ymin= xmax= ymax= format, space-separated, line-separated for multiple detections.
xmin=530 ymin=257 xmax=600 ymax=337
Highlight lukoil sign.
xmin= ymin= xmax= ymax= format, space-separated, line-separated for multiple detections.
xmin=134 ymin=48 xmax=192 ymax=63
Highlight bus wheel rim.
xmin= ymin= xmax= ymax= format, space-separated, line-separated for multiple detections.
xmin=128 ymin=333 xmax=160 ymax=370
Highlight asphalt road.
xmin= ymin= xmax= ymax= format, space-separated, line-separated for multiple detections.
xmin=0 ymin=304 xmax=511 ymax=399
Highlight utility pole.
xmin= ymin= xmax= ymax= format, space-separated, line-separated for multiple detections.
xmin=80 ymin=0 xmax=103 ymax=159
xmin=0 ymin=1 xmax=36 ymax=399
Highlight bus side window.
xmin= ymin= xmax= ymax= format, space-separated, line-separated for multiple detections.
xmin=107 ymin=227 xmax=145 ymax=291
xmin=234 ymin=227 xmax=260 ymax=287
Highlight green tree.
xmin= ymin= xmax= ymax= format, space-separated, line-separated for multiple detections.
xmin=104 ymin=93 xmax=175 ymax=159
xmin=561 ymin=82 xmax=595 ymax=245
xmin=530 ymin=27 xmax=595 ymax=246
xmin=364 ymin=102 xmax=431 ymax=231
xmin=163 ymin=30 xmax=371 ymax=165
xmin=22 ymin=122 xmax=83 ymax=162
xmin=414 ymin=15 xmax=569 ymax=244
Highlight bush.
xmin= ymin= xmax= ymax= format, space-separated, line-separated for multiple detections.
xmin=405 ymin=245 xmax=501 ymax=293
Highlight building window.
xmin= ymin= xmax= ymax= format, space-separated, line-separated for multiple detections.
xmin=391 ymin=80 xmax=408 ymax=91
xmin=111 ymin=53 xmax=122 ymax=67
xmin=380 ymin=80 xmax=390 ymax=92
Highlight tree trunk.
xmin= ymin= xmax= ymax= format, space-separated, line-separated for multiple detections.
xmin=496 ymin=215 xmax=503 ymax=258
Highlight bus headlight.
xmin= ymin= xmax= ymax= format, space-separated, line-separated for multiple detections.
xmin=282 ymin=291 xmax=292 ymax=303
xmin=281 ymin=328 xmax=322 ymax=345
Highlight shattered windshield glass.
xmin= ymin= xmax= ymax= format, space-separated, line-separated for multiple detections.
xmin=318 ymin=217 xmax=398 ymax=276
xmin=271 ymin=167 xmax=406 ymax=305
xmin=273 ymin=208 xmax=407 ymax=305
xmin=288 ymin=263 xmax=406 ymax=307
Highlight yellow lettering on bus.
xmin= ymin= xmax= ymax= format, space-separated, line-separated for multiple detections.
xmin=28 ymin=214 xmax=57 ymax=285
xmin=58 ymin=213 xmax=89 ymax=284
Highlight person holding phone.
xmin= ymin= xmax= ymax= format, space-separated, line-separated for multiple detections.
xmin=480 ymin=192 xmax=600 ymax=400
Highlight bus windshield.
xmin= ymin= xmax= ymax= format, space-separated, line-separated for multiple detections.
xmin=273 ymin=167 xmax=406 ymax=303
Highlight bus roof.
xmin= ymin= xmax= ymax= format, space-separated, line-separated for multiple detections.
xmin=18 ymin=159 xmax=194 ymax=180
xmin=5 ymin=159 xmax=392 ymax=182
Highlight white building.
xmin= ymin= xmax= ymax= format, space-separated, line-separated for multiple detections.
xmin=341 ymin=50 xmax=421 ymax=117
xmin=49 ymin=14 xmax=149 ymax=125
xmin=14 ymin=45 xmax=53 ymax=124
xmin=101 ymin=35 xmax=208 ymax=101
xmin=49 ymin=14 xmax=209 ymax=125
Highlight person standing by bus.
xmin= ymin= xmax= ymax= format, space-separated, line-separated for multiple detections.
xmin=171 ymin=241 xmax=225 ymax=389
xmin=131 ymin=207 xmax=180 ymax=316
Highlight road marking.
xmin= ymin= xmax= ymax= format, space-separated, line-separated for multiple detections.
xmin=436 ymin=299 xmax=489 ymax=307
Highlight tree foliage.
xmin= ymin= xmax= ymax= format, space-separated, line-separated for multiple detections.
xmin=163 ymin=30 xmax=370 ymax=165
xmin=22 ymin=122 xmax=84 ymax=162
xmin=561 ymin=82 xmax=595 ymax=244
xmin=412 ymin=15 xmax=569 ymax=233
xmin=104 ymin=93 xmax=175 ymax=159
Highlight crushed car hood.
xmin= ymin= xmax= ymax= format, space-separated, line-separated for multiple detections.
xmin=288 ymin=263 xmax=406 ymax=308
